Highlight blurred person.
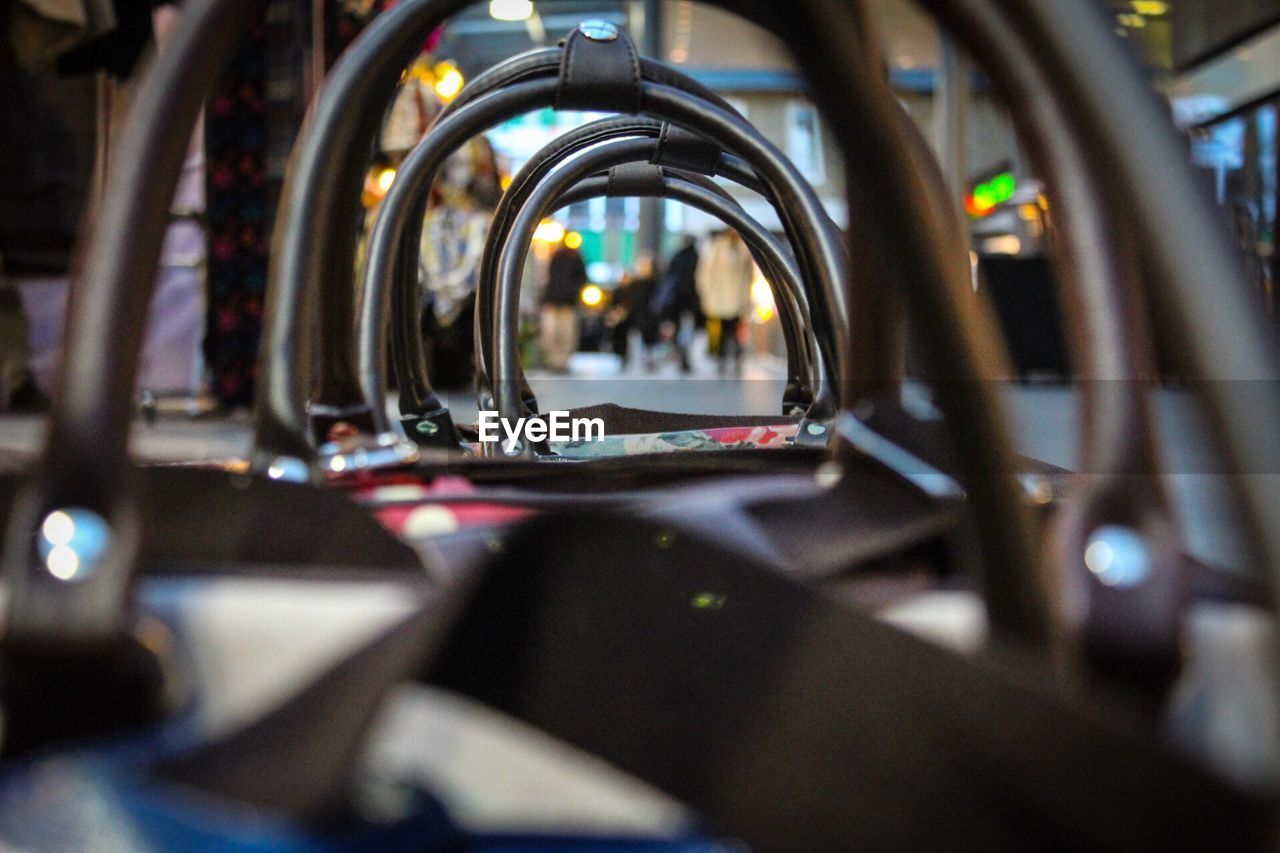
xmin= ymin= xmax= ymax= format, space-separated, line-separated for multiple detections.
xmin=651 ymin=236 xmax=701 ymax=371
xmin=540 ymin=235 xmax=587 ymax=373
xmin=0 ymin=58 xmax=93 ymax=414
xmin=696 ymin=229 xmax=753 ymax=375
xmin=0 ymin=267 xmax=48 ymax=412
xmin=609 ymin=254 xmax=658 ymax=368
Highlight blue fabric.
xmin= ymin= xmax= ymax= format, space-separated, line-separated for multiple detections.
xmin=0 ymin=730 xmax=719 ymax=851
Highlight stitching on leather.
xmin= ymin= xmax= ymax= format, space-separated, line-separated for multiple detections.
xmin=555 ymin=32 xmax=577 ymax=110
xmin=557 ymin=29 xmax=642 ymax=113
xmin=653 ymin=122 xmax=671 ymax=165
xmin=625 ymin=36 xmax=641 ymax=113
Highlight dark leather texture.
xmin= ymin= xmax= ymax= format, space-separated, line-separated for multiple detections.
xmin=604 ymin=161 xmax=665 ymax=197
xmin=555 ymin=25 xmax=642 ymax=114
xmin=654 ymin=122 xmax=723 ymax=174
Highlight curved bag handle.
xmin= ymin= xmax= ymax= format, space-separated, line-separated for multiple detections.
xmin=485 ymin=142 xmax=836 ymax=455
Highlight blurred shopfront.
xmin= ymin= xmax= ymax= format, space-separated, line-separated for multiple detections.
xmin=1171 ymin=1 xmax=1280 ymax=328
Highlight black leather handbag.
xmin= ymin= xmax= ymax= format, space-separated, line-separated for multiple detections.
xmin=0 ymin=0 xmax=1277 ymax=850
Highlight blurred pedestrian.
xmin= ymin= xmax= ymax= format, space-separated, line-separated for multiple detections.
xmin=540 ymin=235 xmax=587 ymax=373
xmin=695 ymin=230 xmax=753 ymax=375
xmin=0 ymin=266 xmax=48 ymax=412
xmin=651 ymin=235 xmax=701 ymax=372
xmin=610 ymin=254 xmax=658 ymax=368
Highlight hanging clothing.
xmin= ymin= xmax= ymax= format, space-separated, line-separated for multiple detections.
xmin=202 ymin=0 xmax=312 ymax=407
xmin=203 ymin=13 xmax=274 ymax=407
xmin=0 ymin=65 xmax=96 ymax=273
xmin=419 ymin=205 xmax=488 ymax=325
xmin=4 ymin=0 xmax=115 ymax=72
xmin=380 ymin=56 xmax=437 ymax=157
xmin=56 ymin=0 xmax=154 ymax=78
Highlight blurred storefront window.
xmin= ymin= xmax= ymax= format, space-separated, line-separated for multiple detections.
xmin=1169 ymin=1 xmax=1280 ymax=325
xmin=1189 ymin=103 xmax=1278 ymax=320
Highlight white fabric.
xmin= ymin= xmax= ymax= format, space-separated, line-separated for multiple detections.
xmin=695 ymin=231 xmax=754 ymax=320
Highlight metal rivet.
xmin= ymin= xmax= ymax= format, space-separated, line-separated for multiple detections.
xmin=578 ymin=19 xmax=619 ymax=41
xmin=266 ymin=456 xmax=310 ymax=483
xmin=38 ymin=508 xmax=110 ymax=582
xmin=1084 ymin=525 xmax=1152 ymax=588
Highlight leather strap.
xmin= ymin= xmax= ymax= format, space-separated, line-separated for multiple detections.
xmin=654 ymin=122 xmax=722 ymax=174
xmin=555 ymin=24 xmax=642 ymax=114
xmin=604 ymin=162 xmax=665 ymax=197
xmin=452 ymin=47 xmax=740 ymax=117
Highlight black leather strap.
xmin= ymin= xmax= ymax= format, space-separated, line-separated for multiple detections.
xmin=555 ymin=24 xmax=642 ymax=114
xmin=604 ymin=162 xmax=666 ymax=197
xmin=454 ymin=46 xmax=738 ymax=117
xmin=653 ymin=122 xmax=723 ymax=174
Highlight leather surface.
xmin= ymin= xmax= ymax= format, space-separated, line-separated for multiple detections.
xmin=654 ymin=123 xmax=723 ymax=174
xmin=555 ymin=26 xmax=642 ymax=114
xmin=605 ymin=161 xmax=665 ymax=198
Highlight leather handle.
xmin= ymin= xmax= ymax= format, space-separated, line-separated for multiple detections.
xmin=555 ymin=22 xmax=642 ymax=114
xmin=0 ymin=0 xmax=264 ymax=650
xmin=268 ymin=0 xmax=1045 ymax=651
xmin=346 ymin=45 xmax=798 ymax=446
xmin=466 ymin=115 xmax=838 ymax=415
xmin=604 ymin=161 xmax=666 ymax=197
xmin=492 ymin=136 xmax=838 ymax=449
xmin=654 ymin=123 xmax=724 ymax=174
xmin=562 ymin=167 xmax=827 ymax=413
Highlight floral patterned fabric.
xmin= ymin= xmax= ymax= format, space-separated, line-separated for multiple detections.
xmin=548 ymin=423 xmax=799 ymax=458
xmin=205 ymin=1 xmax=378 ymax=408
xmin=459 ymin=423 xmax=800 ymax=459
xmin=204 ymin=18 xmax=268 ymax=407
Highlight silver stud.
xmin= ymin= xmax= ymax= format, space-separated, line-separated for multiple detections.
xmin=578 ymin=20 xmax=619 ymax=41
xmin=1084 ymin=525 xmax=1152 ymax=588
xmin=38 ymin=508 xmax=110 ymax=582
xmin=266 ymin=456 xmax=310 ymax=483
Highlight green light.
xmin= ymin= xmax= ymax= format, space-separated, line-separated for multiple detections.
xmin=990 ymin=173 xmax=1015 ymax=200
xmin=971 ymin=172 xmax=1017 ymax=211
xmin=691 ymin=592 xmax=727 ymax=610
